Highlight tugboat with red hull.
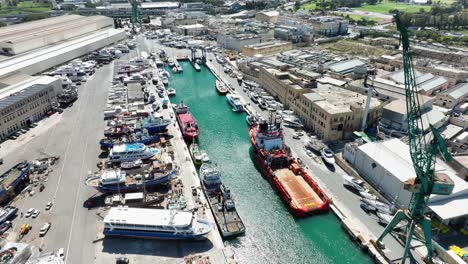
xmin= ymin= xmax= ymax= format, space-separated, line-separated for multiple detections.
xmin=174 ymin=102 xmax=199 ymax=141
xmin=248 ymin=117 xmax=330 ymax=217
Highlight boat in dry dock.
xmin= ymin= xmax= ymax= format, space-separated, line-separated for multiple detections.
xmin=103 ymin=207 xmax=213 ymax=240
xmin=249 ymin=118 xmax=330 ymax=217
xmin=0 ymin=161 xmax=31 ymax=204
xmin=85 ymin=166 xmax=176 ymax=194
xmin=199 ymin=163 xmax=245 ymax=238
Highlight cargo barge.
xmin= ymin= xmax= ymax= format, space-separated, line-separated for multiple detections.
xmin=199 ymin=163 xmax=245 ymax=238
xmin=248 ymin=119 xmax=330 ymax=217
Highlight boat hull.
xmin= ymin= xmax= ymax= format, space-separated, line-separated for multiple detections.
xmin=86 ymin=170 xmax=175 ymax=194
xmin=103 ymin=229 xmax=209 ymax=240
xmin=251 ymin=151 xmax=329 ymax=217
xmin=0 ymin=162 xmax=31 ymax=204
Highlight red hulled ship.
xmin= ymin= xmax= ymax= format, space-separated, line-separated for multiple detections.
xmin=175 ymin=102 xmax=199 ymax=141
xmin=249 ymin=118 xmax=330 ymax=217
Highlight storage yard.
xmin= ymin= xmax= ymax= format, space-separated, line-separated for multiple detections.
xmin=0 ymin=4 xmax=468 ymax=264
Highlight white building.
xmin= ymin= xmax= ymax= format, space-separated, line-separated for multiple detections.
xmin=0 ymin=15 xmax=113 ymax=56
xmin=344 ymin=138 xmax=468 ymax=225
xmin=0 ymin=76 xmax=61 ymax=141
xmin=174 ymin=24 xmax=205 ymax=36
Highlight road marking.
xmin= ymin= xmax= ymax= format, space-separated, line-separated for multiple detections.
xmin=64 ymin=138 xmax=89 ymax=264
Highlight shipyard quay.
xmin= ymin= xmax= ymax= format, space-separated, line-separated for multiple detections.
xmin=1 ymin=3 xmax=468 ymax=264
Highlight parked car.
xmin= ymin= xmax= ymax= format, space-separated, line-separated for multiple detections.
xmin=116 ymin=257 xmax=129 ymax=264
xmin=39 ymin=222 xmax=51 ymax=236
xmin=0 ymin=221 xmax=12 ymax=234
xmin=32 ymin=209 xmax=40 ymax=218
xmin=45 ymin=202 xmax=53 ymax=210
xmin=25 ymin=208 xmax=34 ymax=218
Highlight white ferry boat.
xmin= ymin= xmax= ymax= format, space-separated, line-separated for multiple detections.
xmin=103 ymin=207 xmax=213 ymax=240
xmin=109 ymin=143 xmax=159 ymax=163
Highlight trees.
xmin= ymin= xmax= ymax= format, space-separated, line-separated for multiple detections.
xmin=23 ymin=13 xmax=48 ymax=22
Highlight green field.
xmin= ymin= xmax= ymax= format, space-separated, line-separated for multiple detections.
xmin=0 ymin=1 xmax=50 ymax=16
xmin=336 ymin=12 xmax=383 ymax=22
xmin=356 ymin=2 xmax=431 ymax=14
xmin=300 ymin=2 xmax=317 ymax=10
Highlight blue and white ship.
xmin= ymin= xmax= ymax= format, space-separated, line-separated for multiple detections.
xmin=84 ymin=169 xmax=176 ymax=193
xmin=108 ymin=143 xmax=159 ymax=163
xmin=0 ymin=161 xmax=31 ymax=204
xmin=103 ymin=207 xmax=213 ymax=240
xmin=137 ymin=116 xmax=171 ymax=134
xmin=99 ymin=130 xmax=159 ymax=150
xmin=226 ymin=94 xmax=244 ymax=112
xmin=0 ymin=206 xmax=18 ymax=225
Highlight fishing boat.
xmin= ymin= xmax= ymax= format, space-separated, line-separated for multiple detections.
xmin=0 ymin=161 xmax=31 ymax=204
xmin=167 ymin=87 xmax=176 ymax=96
xmin=342 ymin=175 xmax=368 ymax=193
xmin=103 ymin=207 xmax=213 ymax=240
xmin=190 ymin=144 xmax=203 ymax=165
xmin=138 ymin=116 xmax=171 ymax=134
xmin=0 ymin=206 xmax=18 ymax=225
xmin=193 ymin=63 xmax=201 ymax=71
xmin=215 ymin=80 xmax=228 ymax=94
xmin=108 ymin=143 xmax=159 ymax=163
xmin=249 ymin=118 xmax=330 ymax=217
xmin=176 ymin=64 xmax=183 ymax=72
xmin=226 ymin=94 xmax=244 ymax=112
xmin=172 ymin=66 xmax=179 ymax=73
xmin=321 ymin=148 xmax=335 ymax=165
xmin=99 ymin=131 xmax=159 ymax=150
xmin=246 ymin=115 xmax=256 ymax=126
xmin=174 ymin=102 xmax=199 ymax=141
xmin=199 ymin=163 xmax=245 ymax=238
xmin=85 ymin=168 xmax=176 ymax=193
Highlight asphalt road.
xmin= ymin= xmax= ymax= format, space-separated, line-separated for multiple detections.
xmin=1 ymin=63 xmax=113 ymax=263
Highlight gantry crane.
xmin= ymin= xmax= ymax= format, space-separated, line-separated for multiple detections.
xmin=130 ymin=0 xmax=141 ymax=34
xmin=372 ymin=14 xmax=455 ymax=264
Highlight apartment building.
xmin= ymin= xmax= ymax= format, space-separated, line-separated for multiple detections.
xmin=290 ymin=85 xmax=381 ymax=141
xmin=309 ymin=16 xmax=348 ymax=37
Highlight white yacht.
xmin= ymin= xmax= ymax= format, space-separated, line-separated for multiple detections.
xmin=226 ymin=94 xmax=244 ymax=112
xmin=321 ymin=148 xmax=335 ymax=165
xmin=167 ymin=87 xmax=176 ymax=96
xmin=342 ymin=175 xmax=368 ymax=193
xmin=109 ymin=143 xmax=159 ymax=163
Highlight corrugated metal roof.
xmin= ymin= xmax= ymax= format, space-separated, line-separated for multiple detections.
xmin=327 ymin=59 xmax=365 ymax=74
xmin=389 ymin=69 xmax=434 ymax=85
xmin=446 ymin=82 xmax=468 ymax=100
xmin=0 ymin=84 xmax=49 ymax=110
xmin=417 ymin=76 xmax=448 ymax=92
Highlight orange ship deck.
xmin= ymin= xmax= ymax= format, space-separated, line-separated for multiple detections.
xmin=275 ymin=168 xmax=323 ymax=210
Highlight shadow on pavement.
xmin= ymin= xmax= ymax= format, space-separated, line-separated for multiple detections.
xmin=101 ymin=237 xmax=214 ymax=257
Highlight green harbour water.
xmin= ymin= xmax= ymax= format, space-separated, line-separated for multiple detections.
xmin=168 ymin=61 xmax=373 ymax=264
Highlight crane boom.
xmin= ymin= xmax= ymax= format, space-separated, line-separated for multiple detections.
xmin=372 ymin=14 xmax=455 ymax=264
